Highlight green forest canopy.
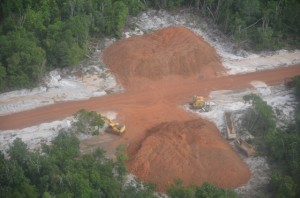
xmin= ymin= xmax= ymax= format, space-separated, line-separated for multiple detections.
xmin=0 ymin=0 xmax=144 ymax=92
xmin=0 ymin=0 xmax=299 ymax=92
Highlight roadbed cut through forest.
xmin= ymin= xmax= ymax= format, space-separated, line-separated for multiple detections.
xmin=1 ymin=26 xmax=300 ymax=191
xmin=103 ymin=26 xmax=249 ymax=190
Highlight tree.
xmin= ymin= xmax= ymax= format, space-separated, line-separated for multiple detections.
xmin=0 ymin=64 xmax=6 ymax=91
xmin=7 ymin=138 xmax=30 ymax=167
xmin=64 ymin=15 xmax=91 ymax=47
xmin=241 ymin=76 xmax=300 ymax=197
xmin=293 ymin=76 xmax=300 ymax=99
xmin=2 ymin=141 xmax=38 ymax=198
xmin=167 ymin=179 xmax=194 ymax=198
xmin=115 ymin=145 xmax=129 ymax=183
xmin=123 ymin=0 xmax=145 ymax=15
xmin=167 ymin=179 xmax=237 ymax=198
xmin=113 ymin=1 xmax=129 ymax=37
xmin=72 ymin=109 xmax=105 ymax=135
xmin=270 ymin=173 xmax=296 ymax=198
xmin=194 ymin=182 xmax=237 ymax=198
xmin=243 ymin=93 xmax=276 ymax=136
xmin=0 ymin=29 xmax=46 ymax=89
xmin=0 ymin=0 xmax=144 ymax=92
xmin=46 ymin=130 xmax=80 ymax=161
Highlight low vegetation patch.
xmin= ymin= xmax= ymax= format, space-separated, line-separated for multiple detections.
xmin=241 ymin=76 xmax=300 ymax=198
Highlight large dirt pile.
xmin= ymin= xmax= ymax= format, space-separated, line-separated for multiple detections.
xmin=103 ymin=26 xmax=224 ymax=85
xmin=128 ymin=119 xmax=251 ymax=191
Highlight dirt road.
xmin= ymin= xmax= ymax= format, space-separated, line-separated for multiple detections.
xmin=1 ymin=26 xmax=300 ymax=191
xmin=1 ymin=65 xmax=299 ymax=131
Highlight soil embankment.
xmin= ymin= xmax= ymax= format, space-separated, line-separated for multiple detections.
xmin=128 ymin=119 xmax=250 ymax=191
xmin=1 ymin=26 xmax=300 ymax=191
xmin=104 ymin=26 xmax=225 ymax=89
xmin=103 ymin=26 xmax=247 ymax=191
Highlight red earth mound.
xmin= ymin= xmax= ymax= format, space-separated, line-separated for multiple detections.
xmin=128 ymin=119 xmax=251 ymax=191
xmin=7 ymin=26 xmax=300 ymax=193
xmin=103 ymin=26 xmax=225 ymax=87
xmin=2 ymin=26 xmax=300 ymax=193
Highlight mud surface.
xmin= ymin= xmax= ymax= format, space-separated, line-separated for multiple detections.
xmin=1 ymin=26 xmax=300 ymax=191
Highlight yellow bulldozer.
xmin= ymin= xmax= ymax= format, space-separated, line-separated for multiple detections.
xmin=190 ymin=96 xmax=210 ymax=112
xmin=100 ymin=115 xmax=126 ymax=135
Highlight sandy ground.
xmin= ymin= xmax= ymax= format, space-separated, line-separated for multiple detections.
xmin=1 ymin=27 xmax=300 ymax=193
xmin=1 ymin=9 xmax=300 ymax=197
xmin=1 ymin=9 xmax=299 ymax=117
xmin=0 ymin=40 xmax=122 ymax=116
xmin=125 ymin=9 xmax=300 ymax=74
xmin=186 ymin=82 xmax=297 ymax=197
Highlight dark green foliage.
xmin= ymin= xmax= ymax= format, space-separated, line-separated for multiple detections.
xmin=185 ymin=0 xmax=300 ymax=50
xmin=1 ymin=0 xmax=298 ymax=92
xmin=270 ymin=173 xmax=296 ymax=198
xmin=0 ymin=130 xmax=157 ymax=197
xmin=145 ymin=0 xmax=185 ymax=8
xmin=167 ymin=179 xmax=237 ymax=198
xmin=123 ymin=0 xmax=145 ymax=15
xmin=44 ymin=15 xmax=91 ymax=68
xmin=72 ymin=109 xmax=104 ymax=135
xmin=0 ymin=0 xmax=144 ymax=92
xmin=112 ymin=1 xmax=129 ymax=37
xmin=0 ymin=152 xmax=37 ymax=198
xmin=243 ymin=77 xmax=300 ymax=197
xmin=293 ymin=76 xmax=300 ymax=99
xmin=167 ymin=179 xmax=194 ymax=198
xmin=0 ymin=64 xmax=6 ymax=91
xmin=115 ymin=145 xmax=129 ymax=182
xmin=7 ymin=138 xmax=30 ymax=167
xmin=0 ymin=29 xmax=46 ymax=90
xmin=243 ymin=93 xmax=276 ymax=136
xmin=144 ymin=0 xmax=300 ymax=50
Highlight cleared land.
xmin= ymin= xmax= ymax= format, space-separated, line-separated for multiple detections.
xmin=1 ymin=26 xmax=300 ymax=191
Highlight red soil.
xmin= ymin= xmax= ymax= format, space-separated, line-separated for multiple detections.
xmin=128 ymin=119 xmax=250 ymax=191
xmin=103 ymin=26 xmax=225 ymax=89
xmin=1 ymin=26 xmax=300 ymax=191
xmin=103 ymin=27 xmax=249 ymax=190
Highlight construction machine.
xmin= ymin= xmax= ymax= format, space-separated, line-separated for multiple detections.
xmin=190 ymin=96 xmax=210 ymax=112
xmin=225 ymin=111 xmax=237 ymax=140
xmin=234 ymin=138 xmax=255 ymax=157
xmin=100 ymin=115 xmax=126 ymax=135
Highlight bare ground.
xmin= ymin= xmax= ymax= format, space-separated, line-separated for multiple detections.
xmin=1 ymin=27 xmax=300 ymax=192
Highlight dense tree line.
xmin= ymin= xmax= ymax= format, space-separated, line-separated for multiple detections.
xmin=147 ymin=0 xmax=300 ymax=50
xmin=0 ymin=0 xmax=144 ymax=92
xmin=191 ymin=0 xmax=300 ymax=50
xmin=0 ymin=0 xmax=299 ymax=92
xmin=242 ymin=77 xmax=300 ymax=198
xmin=0 ymin=132 xmax=157 ymax=197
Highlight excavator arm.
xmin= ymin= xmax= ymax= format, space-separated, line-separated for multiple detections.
xmin=100 ymin=115 xmax=126 ymax=135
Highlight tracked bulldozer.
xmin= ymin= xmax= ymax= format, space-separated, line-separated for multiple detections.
xmin=100 ymin=115 xmax=126 ymax=135
xmin=234 ymin=138 xmax=255 ymax=157
xmin=190 ymin=96 xmax=210 ymax=112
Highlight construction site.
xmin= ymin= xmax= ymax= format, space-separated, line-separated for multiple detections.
xmin=1 ymin=10 xmax=300 ymax=197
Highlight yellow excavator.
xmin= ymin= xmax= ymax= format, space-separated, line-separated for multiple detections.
xmin=190 ymin=96 xmax=210 ymax=112
xmin=100 ymin=115 xmax=126 ymax=135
